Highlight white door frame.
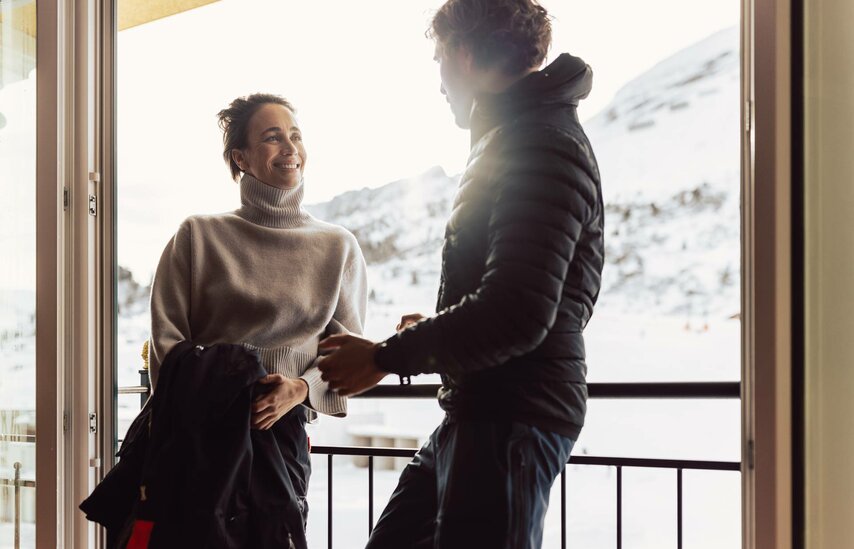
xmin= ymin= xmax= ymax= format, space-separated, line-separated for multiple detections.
xmin=44 ymin=0 xmax=801 ymax=547
xmin=35 ymin=0 xmax=107 ymax=547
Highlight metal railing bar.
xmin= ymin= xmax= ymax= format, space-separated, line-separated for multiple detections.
xmin=617 ymin=465 xmax=622 ymax=549
xmin=568 ymin=455 xmax=740 ymax=472
xmin=351 ymin=382 xmax=740 ymax=399
xmin=117 ymin=386 xmax=148 ymax=395
xmin=0 ymin=478 xmax=35 ymax=488
xmin=310 ymin=446 xmax=740 ymax=471
xmin=589 ymin=382 xmax=740 ymax=399
xmin=14 ymin=462 xmax=21 ymax=549
xmin=0 ymin=434 xmax=36 ymax=443
xmin=312 ymin=446 xmax=417 ymax=458
xmin=114 ymin=380 xmax=741 ymax=404
xmin=561 ymin=468 xmax=567 ymax=549
xmin=327 ymin=454 xmax=333 ymax=549
xmin=368 ymin=455 xmax=374 ymax=535
xmin=677 ymin=468 xmax=683 ymax=549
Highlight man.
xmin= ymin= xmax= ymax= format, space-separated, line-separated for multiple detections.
xmin=318 ymin=0 xmax=604 ymax=546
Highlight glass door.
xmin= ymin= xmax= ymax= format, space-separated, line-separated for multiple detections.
xmin=0 ymin=1 xmax=38 ymax=547
xmin=111 ymin=1 xmax=743 ymax=546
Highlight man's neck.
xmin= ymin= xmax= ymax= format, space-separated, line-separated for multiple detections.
xmin=477 ymin=66 xmax=539 ymax=95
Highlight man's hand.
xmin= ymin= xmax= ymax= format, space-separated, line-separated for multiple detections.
xmin=318 ymin=334 xmax=387 ymax=396
xmin=251 ymin=375 xmax=308 ymax=430
xmin=396 ymin=313 xmax=426 ymax=332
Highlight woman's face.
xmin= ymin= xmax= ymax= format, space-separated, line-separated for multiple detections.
xmin=233 ymin=103 xmax=307 ymax=189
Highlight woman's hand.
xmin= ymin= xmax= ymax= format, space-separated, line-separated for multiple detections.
xmin=396 ymin=313 xmax=426 ymax=332
xmin=251 ymin=374 xmax=309 ymax=430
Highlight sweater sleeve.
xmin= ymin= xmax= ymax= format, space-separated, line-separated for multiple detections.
xmin=149 ymin=220 xmax=193 ymax=389
xmin=374 ymin=129 xmax=597 ymax=377
xmin=300 ymin=239 xmax=368 ymax=416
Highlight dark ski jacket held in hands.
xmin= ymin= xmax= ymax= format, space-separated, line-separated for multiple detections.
xmin=374 ymin=53 xmax=605 ymax=439
xmin=79 ymin=341 xmax=308 ymax=549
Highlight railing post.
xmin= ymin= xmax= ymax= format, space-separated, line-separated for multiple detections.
xmin=616 ymin=465 xmax=622 ymax=549
xmin=368 ymin=455 xmax=374 ymax=536
xmin=677 ymin=468 xmax=683 ymax=549
xmin=139 ymin=368 xmax=150 ymax=408
xmin=14 ymin=462 xmax=21 ymax=549
xmin=140 ymin=339 xmax=151 ymax=408
xmin=561 ymin=468 xmax=567 ymax=549
xmin=328 ymin=454 xmax=333 ymax=549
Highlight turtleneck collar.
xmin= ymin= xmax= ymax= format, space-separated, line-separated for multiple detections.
xmin=236 ymin=173 xmax=312 ymax=229
xmin=470 ymin=53 xmax=593 ymax=144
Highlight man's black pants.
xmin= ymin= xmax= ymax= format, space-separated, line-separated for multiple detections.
xmin=366 ymin=416 xmax=575 ymax=549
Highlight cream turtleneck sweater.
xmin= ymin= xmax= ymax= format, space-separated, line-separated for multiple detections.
xmin=149 ymin=174 xmax=367 ymax=417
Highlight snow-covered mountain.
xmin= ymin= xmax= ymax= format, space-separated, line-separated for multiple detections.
xmin=586 ymin=27 xmax=740 ymax=316
xmin=305 ymin=26 xmax=741 ymax=320
xmin=0 ymin=290 xmax=36 ymax=411
xmin=306 ymin=165 xmax=458 ymax=266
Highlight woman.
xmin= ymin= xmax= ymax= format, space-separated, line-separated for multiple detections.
xmin=149 ymin=93 xmax=367 ymax=528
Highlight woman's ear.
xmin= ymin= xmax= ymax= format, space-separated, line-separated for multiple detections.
xmin=231 ymin=149 xmax=246 ymax=172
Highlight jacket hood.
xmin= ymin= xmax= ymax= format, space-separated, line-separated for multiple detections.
xmin=471 ymin=53 xmax=593 ymax=143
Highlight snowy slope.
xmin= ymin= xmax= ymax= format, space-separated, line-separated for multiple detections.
xmin=586 ymin=27 xmax=741 ymax=316
xmin=304 ymin=27 xmax=741 ymax=320
xmin=0 ymin=70 xmax=38 ymax=412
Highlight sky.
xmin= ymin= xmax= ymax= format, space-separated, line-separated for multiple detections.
xmin=110 ymin=0 xmax=738 ymax=278
xmin=0 ymin=0 xmax=740 ymax=287
xmin=118 ymin=0 xmax=739 ymax=198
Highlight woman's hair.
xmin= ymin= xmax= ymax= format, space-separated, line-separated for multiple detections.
xmin=428 ymin=0 xmax=552 ymax=76
xmin=217 ymin=93 xmax=296 ymax=181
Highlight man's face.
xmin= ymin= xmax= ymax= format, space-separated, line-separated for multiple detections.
xmin=435 ymin=42 xmax=475 ymax=129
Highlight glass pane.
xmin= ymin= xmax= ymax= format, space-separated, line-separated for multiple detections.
xmin=574 ymin=4 xmax=742 ymax=382
xmin=114 ymin=0 xmax=741 ymax=404
xmin=559 ymin=466 xmax=740 ymax=549
xmin=580 ymin=399 xmax=740 ymax=462
xmin=0 ymin=1 xmax=37 ymax=547
xmin=115 ymin=0 xmax=741 ymax=547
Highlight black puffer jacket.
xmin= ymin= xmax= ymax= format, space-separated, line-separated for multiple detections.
xmin=80 ymin=341 xmax=309 ymax=549
xmin=375 ymin=54 xmax=604 ymax=439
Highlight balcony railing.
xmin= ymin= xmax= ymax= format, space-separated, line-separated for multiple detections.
xmin=312 ymin=444 xmax=740 ymax=549
xmin=313 ymin=383 xmax=741 ymax=549
xmin=3 ymin=379 xmax=741 ymax=548
xmin=0 ymin=462 xmax=32 ymax=549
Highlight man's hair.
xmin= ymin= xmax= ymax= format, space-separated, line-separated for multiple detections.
xmin=428 ymin=0 xmax=552 ymax=75
xmin=216 ymin=93 xmax=296 ymax=182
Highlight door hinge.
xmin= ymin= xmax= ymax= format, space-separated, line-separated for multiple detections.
xmin=63 ymin=187 xmax=69 ymax=210
xmin=88 ymin=412 xmax=98 ymax=434
xmin=88 ymin=194 xmax=97 ymax=217
xmin=62 ymin=412 xmax=68 ymax=433
xmin=744 ymin=100 xmax=752 ymax=133
xmin=747 ymin=439 xmax=755 ymax=470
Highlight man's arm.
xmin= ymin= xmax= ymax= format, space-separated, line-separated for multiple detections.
xmin=375 ymin=129 xmax=598 ymax=378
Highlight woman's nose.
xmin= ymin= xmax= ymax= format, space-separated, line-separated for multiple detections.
xmin=280 ymin=140 xmax=298 ymax=155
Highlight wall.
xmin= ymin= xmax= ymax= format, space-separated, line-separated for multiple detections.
xmin=803 ymin=0 xmax=854 ymax=546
